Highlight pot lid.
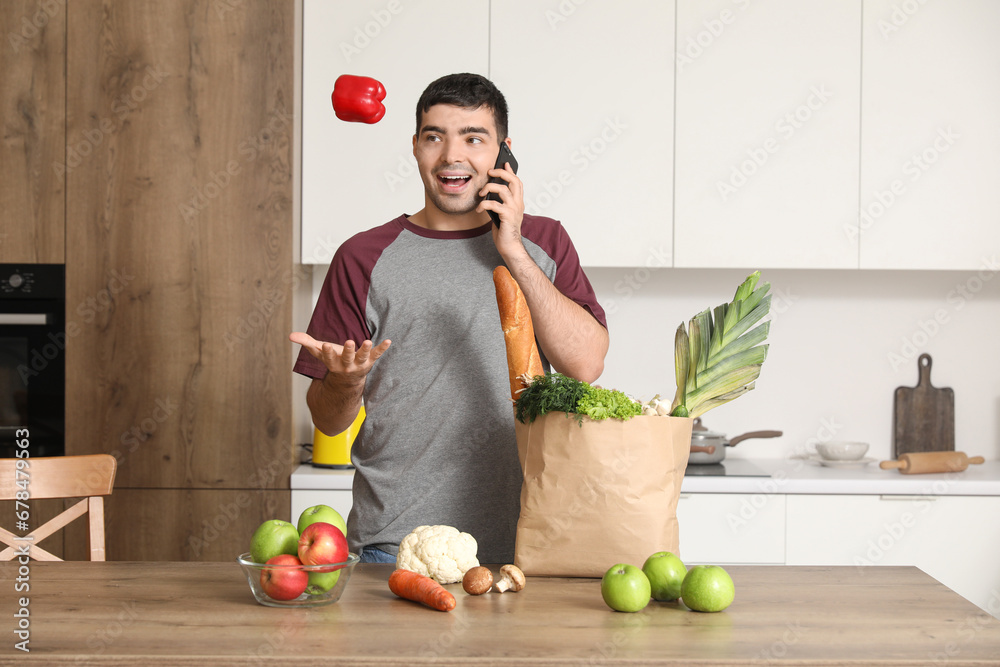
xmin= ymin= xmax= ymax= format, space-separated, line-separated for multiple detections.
xmin=691 ymin=429 xmax=725 ymax=440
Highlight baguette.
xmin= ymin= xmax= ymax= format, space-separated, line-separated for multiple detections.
xmin=493 ymin=266 xmax=544 ymax=402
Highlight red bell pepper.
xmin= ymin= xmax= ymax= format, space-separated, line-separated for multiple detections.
xmin=331 ymin=75 xmax=386 ymax=124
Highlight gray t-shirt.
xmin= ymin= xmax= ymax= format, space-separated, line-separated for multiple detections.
xmin=294 ymin=214 xmax=606 ymax=563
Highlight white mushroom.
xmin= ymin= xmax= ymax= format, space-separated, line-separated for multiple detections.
xmin=494 ymin=564 xmax=525 ymax=593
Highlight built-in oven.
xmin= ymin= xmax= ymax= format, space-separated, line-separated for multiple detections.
xmin=0 ymin=264 xmax=65 ymax=458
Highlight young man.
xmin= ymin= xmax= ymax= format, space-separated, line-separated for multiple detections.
xmin=291 ymin=73 xmax=609 ymax=564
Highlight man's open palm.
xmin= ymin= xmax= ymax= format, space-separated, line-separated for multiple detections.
xmin=290 ymin=332 xmax=391 ymax=378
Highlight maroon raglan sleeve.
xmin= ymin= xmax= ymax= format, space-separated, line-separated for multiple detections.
xmin=292 ymin=219 xmax=403 ymax=380
xmin=521 ymin=215 xmax=608 ymax=329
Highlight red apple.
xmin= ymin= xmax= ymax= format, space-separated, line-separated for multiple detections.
xmin=260 ymin=554 xmax=308 ymax=601
xmin=298 ymin=522 xmax=348 ymax=572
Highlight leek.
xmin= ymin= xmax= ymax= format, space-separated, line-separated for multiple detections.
xmin=670 ymin=271 xmax=771 ymax=419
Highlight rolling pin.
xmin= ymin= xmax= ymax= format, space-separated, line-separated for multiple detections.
xmin=880 ymin=451 xmax=985 ymax=474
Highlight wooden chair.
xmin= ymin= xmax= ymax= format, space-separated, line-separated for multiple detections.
xmin=0 ymin=454 xmax=117 ymax=561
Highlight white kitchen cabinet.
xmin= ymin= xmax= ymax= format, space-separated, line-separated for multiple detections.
xmin=786 ymin=494 xmax=1000 ymax=618
xmin=673 ymin=0 xmax=861 ymax=269
xmin=291 ymin=488 xmax=354 ymax=528
xmin=858 ymin=0 xmax=1000 ymax=273
xmin=300 ymin=0 xmax=489 ymax=263
xmin=490 ymin=0 xmax=675 ymax=268
xmin=676 ymin=493 xmax=786 ymax=564
xmin=858 ymin=0 xmax=1000 ymax=270
xmin=301 ymin=4 xmax=999 ymax=270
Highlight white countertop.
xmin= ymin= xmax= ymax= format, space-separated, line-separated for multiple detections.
xmin=291 ymin=458 xmax=1000 ymax=496
xmin=679 ymin=457 xmax=1000 ymax=496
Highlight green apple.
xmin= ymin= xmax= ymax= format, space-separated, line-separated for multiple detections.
xmin=305 ymin=569 xmax=341 ymax=596
xmin=642 ymin=551 xmax=687 ymax=601
xmin=249 ymin=519 xmax=300 ymax=564
xmin=680 ymin=564 xmax=735 ymax=612
xmin=600 ymin=563 xmax=651 ymax=613
xmin=297 ymin=504 xmax=347 ymax=538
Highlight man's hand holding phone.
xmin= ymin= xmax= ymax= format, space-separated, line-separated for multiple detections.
xmin=479 ymin=142 xmax=522 ymax=230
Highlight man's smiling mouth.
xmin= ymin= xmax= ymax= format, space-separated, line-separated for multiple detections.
xmin=437 ymin=174 xmax=473 ymax=191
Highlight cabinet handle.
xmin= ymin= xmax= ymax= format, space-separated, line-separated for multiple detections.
xmin=878 ymin=495 xmax=938 ymax=501
xmin=0 ymin=313 xmax=49 ymax=325
xmin=678 ymin=493 xmax=692 ymax=500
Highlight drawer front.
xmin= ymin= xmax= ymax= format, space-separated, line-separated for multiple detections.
xmin=786 ymin=494 xmax=966 ymax=567
xmin=677 ymin=493 xmax=786 ymax=564
xmin=786 ymin=494 xmax=1000 ymax=619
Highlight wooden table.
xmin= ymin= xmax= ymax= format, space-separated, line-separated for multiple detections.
xmin=2 ymin=562 xmax=999 ymax=665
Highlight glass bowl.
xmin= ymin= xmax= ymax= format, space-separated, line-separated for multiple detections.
xmin=237 ymin=552 xmax=360 ymax=607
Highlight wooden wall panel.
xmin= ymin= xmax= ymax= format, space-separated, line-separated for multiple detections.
xmin=64 ymin=1 xmax=295 ymax=497
xmin=0 ymin=488 xmax=288 ymax=562
xmin=0 ymin=0 xmax=66 ymax=263
xmin=96 ymin=488 xmax=290 ymax=561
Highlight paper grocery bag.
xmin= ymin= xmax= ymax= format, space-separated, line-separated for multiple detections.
xmin=513 ymin=412 xmax=693 ymax=578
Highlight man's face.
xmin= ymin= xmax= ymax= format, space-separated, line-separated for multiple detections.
xmin=412 ymin=104 xmax=504 ymax=218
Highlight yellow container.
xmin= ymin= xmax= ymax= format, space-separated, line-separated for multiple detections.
xmin=311 ymin=405 xmax=365 ymax=469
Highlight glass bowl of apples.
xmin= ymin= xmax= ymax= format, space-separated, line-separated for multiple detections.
xmin=237 ymin=552 xmax=361 ymax=607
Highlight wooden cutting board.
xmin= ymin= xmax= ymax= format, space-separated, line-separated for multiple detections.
xmin=892 ymin=353 xmax=954 ymax=458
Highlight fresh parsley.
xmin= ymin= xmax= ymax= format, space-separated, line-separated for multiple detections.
xmin=514 ymin=372 xmax=641 ymax=425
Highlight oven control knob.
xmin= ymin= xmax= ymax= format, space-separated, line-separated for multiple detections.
xmin=8 ymin=273 xmax=24 ymax=289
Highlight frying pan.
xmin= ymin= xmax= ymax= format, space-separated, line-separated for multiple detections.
xmin=688 ymin=418 xmax=783 ymax=465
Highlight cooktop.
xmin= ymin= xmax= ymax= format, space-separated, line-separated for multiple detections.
xmin=684 ymin=459 xmax=772 ymax=477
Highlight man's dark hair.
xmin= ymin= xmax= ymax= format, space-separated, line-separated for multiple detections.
xmin=415 ymin=73 xmax=509 ymax=142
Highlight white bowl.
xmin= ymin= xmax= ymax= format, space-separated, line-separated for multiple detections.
xmin=815 ymin=441 xmax=869 ymax=461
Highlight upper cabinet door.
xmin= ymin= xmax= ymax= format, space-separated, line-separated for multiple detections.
xmin=490 ymin=1 xmax=675 ymax=268
xmin=300 ymin=0 xmax=489 ymax=263
xmin=0 ymin=0 xmax=66 ymax=263
xmin=674 ymin=0 xmax=861 ymax=269
xmin=859 ymin=0 xmax=1000 ymax=270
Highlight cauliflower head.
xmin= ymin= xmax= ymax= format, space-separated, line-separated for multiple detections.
xmin=395 ymin=525 xmax=480 ymax=584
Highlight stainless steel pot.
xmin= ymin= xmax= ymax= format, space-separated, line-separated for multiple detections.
xmin=688 ymin=418 xmax=783 ymax=465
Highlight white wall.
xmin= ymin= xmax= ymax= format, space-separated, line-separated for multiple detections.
xmin=294 ymin=264 xmax=1000 ymax=462
xmin=590 ymin=266 xmax=1000 ymax=461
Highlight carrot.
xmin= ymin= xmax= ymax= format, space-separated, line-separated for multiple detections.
xmin=388 ymin=569 xmax=456 ymax=612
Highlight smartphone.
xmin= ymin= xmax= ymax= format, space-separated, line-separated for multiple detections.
xmin=486 ymin=143 xmax=518 ymax=227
